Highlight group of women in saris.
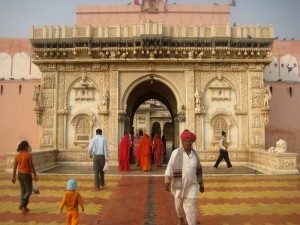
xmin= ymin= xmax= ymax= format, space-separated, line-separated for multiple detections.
xmin=119 ymin=131 xmax=166 ymax=172
xmin=132 ymin=132 xmax=166 ymax=171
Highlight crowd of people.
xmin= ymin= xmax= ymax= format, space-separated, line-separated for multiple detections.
xmin=118 ymin=130 xmax=167 ymax=172
xmin=12 ymin=129 xmax=235 ymax=225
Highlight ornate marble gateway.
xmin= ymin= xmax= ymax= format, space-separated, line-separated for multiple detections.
xmin=18 ymin=1 xmax=297 ymax=175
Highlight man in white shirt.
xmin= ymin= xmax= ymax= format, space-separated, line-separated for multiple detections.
xmin=88 ymin=129 xmax=109 ymax=190
xmin=165 ymin=130 xmax=204 ymax=225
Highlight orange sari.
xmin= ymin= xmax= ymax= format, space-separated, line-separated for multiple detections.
xmin=139 ymin=134 xmax=151 ymax=171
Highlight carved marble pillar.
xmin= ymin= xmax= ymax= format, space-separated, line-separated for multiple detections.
xmin=108 ymin=67 xmax=119 ymax=161
xmin=185 ymin=67 xmax=196 ymax=132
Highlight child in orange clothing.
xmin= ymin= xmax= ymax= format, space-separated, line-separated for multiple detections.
xmin=60 ymin=179 xmax=84 ymax=225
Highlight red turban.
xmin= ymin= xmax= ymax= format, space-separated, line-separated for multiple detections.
xmin=180 ymin=130 xmax=196 ymax=142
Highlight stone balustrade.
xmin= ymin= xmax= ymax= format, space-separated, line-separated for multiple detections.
xmin=31 ymin=23 xmax=273 ymax=40
xmin=5 ymin=150 xmax=59 ymax=173
xmin=247 ymin=150 xmax=299 ymax=175
xmin=5 ymin=148 xmax=298 ymax=175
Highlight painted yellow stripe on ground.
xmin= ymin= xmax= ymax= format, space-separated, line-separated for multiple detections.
xmin=0 ymin=189 xmax=112 ymax=199
xmin=0 ymin=221 xmax=65 ymax=225
xmin=204 ymin=175 xmax=298 ymax=180
xmin=0 ymin=179 xmax=120 ymax=188
xmin=0 ymin=201 xmax=102 ymax=215
xmin=199 ymin=190 xmax=300 ymax=199
xmin=199 ymin=203 xmax=300 ymax=216
xmin=206 ymin=180 xmax=299 ymax=188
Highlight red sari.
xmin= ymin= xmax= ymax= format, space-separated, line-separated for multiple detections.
xmin=118 ymin=134 xmax=130 ymax=171
xmin=139 ymin=133 xmax=151 ymax=171
xmin=152 ymin=135 xmax=164 ymax=166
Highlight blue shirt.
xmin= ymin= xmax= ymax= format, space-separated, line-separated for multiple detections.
xmin=88 ymin=135 xmax=108 ymax=160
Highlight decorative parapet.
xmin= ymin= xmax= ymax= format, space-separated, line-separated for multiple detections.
xmin=30 ymin=22 xmax=274 ymax=62
xmin=31 ymin=23 xmax=273 ymax=39
xmin=248 ymin=150 xmax=299 ymax=175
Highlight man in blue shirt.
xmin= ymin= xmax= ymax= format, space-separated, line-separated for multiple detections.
xmin=88 ymin=129 xmax=109 ymax=190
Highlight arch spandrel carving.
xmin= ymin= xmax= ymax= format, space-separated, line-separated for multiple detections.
xmin=120 ymin=72 xmax=184 ymax=113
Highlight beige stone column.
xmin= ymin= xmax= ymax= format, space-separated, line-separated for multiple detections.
xmin=108 ymin=66 xmax=119 ymax=162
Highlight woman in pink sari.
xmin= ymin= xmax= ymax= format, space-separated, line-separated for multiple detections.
xmin=152 ymin=135 xmax=164 ymax=167
xmin=118 ymin=133 xmax=130 ymax=171
xmin=133 ymin=134 xmax=141 ymax=166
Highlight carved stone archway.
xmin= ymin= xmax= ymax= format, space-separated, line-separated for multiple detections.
xmin=120 ymin=77 xmax=179 ymax=149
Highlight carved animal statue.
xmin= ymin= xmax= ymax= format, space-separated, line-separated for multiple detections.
xmin=268 ymin=139 xmax=287 ymax=153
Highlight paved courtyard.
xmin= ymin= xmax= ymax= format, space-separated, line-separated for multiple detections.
xmin=0 ymin=156 xmax=299 ymax=225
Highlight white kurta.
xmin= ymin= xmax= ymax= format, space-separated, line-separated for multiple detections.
xmin=165 ymin=148 xmax=199 ymax=199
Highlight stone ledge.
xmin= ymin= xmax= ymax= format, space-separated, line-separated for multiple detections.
xmin=5 ymin=149 xmax=299 ymax=175
xmin=247 ymin=150 xmax=299 ymax=175
xmin=5 ymin=150 xmax=58 ymax=173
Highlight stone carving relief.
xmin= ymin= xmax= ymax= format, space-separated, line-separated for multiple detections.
xmin=208 ymin=77 xmax=232 ymax=101
xmin=33 ymin=85 xmax=43 ymax=108
xmin=279 ymin=159 xmax=295 ymax=168
xmin=33 ymin=85 xmax=44 ymax=124
xmin=251 ymin=130 xmax=263 ymax=146
xmin=210 ymin=111 xmax=232 ymax=144
xmin=250 ymin=73 xmax=262 ymax=89
xmin=73 ymin=79 xmax=95 ymax=101
xmin=194 ymin=88 xmax=202 ymax=109
xmin=41 ymin=130 xmax=53 ymax=147
xmin=42 ymin=90 xmax=54 ymax=108
xmin=71 ymin=111 xmax=96 ymax=148
xmin=263 ymin=85 xmax=272 ymax=108
xmin=251 ymin=111 xmax=262 ymax=128
xmin=268 ymin=139 xmax=287 ymax=153
xmin=251 ymin=89 xmax=263 ymax=108
xmin=40 ymin=109 xmax=54 ymax=128
xmin=43 ymin=73 xmax=55 ymax=89
xmin=142 ymin=0 xmax=159 ymax=12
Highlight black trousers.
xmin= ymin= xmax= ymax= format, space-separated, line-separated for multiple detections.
xmin=93 ymin=155 xmax=106 ymax=188
xmin=214 ymin=149 xmax=232 ymax=168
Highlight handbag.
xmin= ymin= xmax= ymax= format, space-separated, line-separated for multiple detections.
xmin=32 ymin=181 xmax=40 ymax=194
xmin=103 ymin=161 xmax=109 ymax=172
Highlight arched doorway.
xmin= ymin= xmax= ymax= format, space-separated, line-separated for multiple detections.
xmin=124 ymin=77 xmax=178 ymax=151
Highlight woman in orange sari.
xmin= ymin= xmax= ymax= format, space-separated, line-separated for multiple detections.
xmin=139 ymin=133 xmax=151 ymax=171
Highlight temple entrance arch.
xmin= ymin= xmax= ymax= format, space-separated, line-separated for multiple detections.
xmin=120 ymin=75 xmax=180 ymax=150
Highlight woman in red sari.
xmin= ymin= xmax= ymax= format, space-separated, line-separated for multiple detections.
xmin=152 ymin=134 xmax=164 ymax=167
xmin=118 ymin=133 xmax=130 ymax=171
xmin=139 ymin=133 xmax=151 ymax=171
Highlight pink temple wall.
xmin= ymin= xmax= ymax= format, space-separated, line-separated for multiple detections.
xmin=265 ymin=81 xmax=300 ymax=160
xmin=0 ymin=81 xmax=40 ymax=155
xmin=76 ymin=4 xmax=230 ymax=26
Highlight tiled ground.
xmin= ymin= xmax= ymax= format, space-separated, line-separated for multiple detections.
xmin=1 ymin=156 xmax=300 ymax=225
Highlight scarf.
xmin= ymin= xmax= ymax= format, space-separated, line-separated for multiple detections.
xmin=172 ymin=148 xmax=203 ymax=190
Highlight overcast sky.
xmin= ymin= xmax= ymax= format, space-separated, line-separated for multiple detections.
xmin=0 ymin=0 xmax=299 ymax=40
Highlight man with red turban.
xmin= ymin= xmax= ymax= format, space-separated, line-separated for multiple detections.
xmin=165 ymin=130 xmax=204 ymax=225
